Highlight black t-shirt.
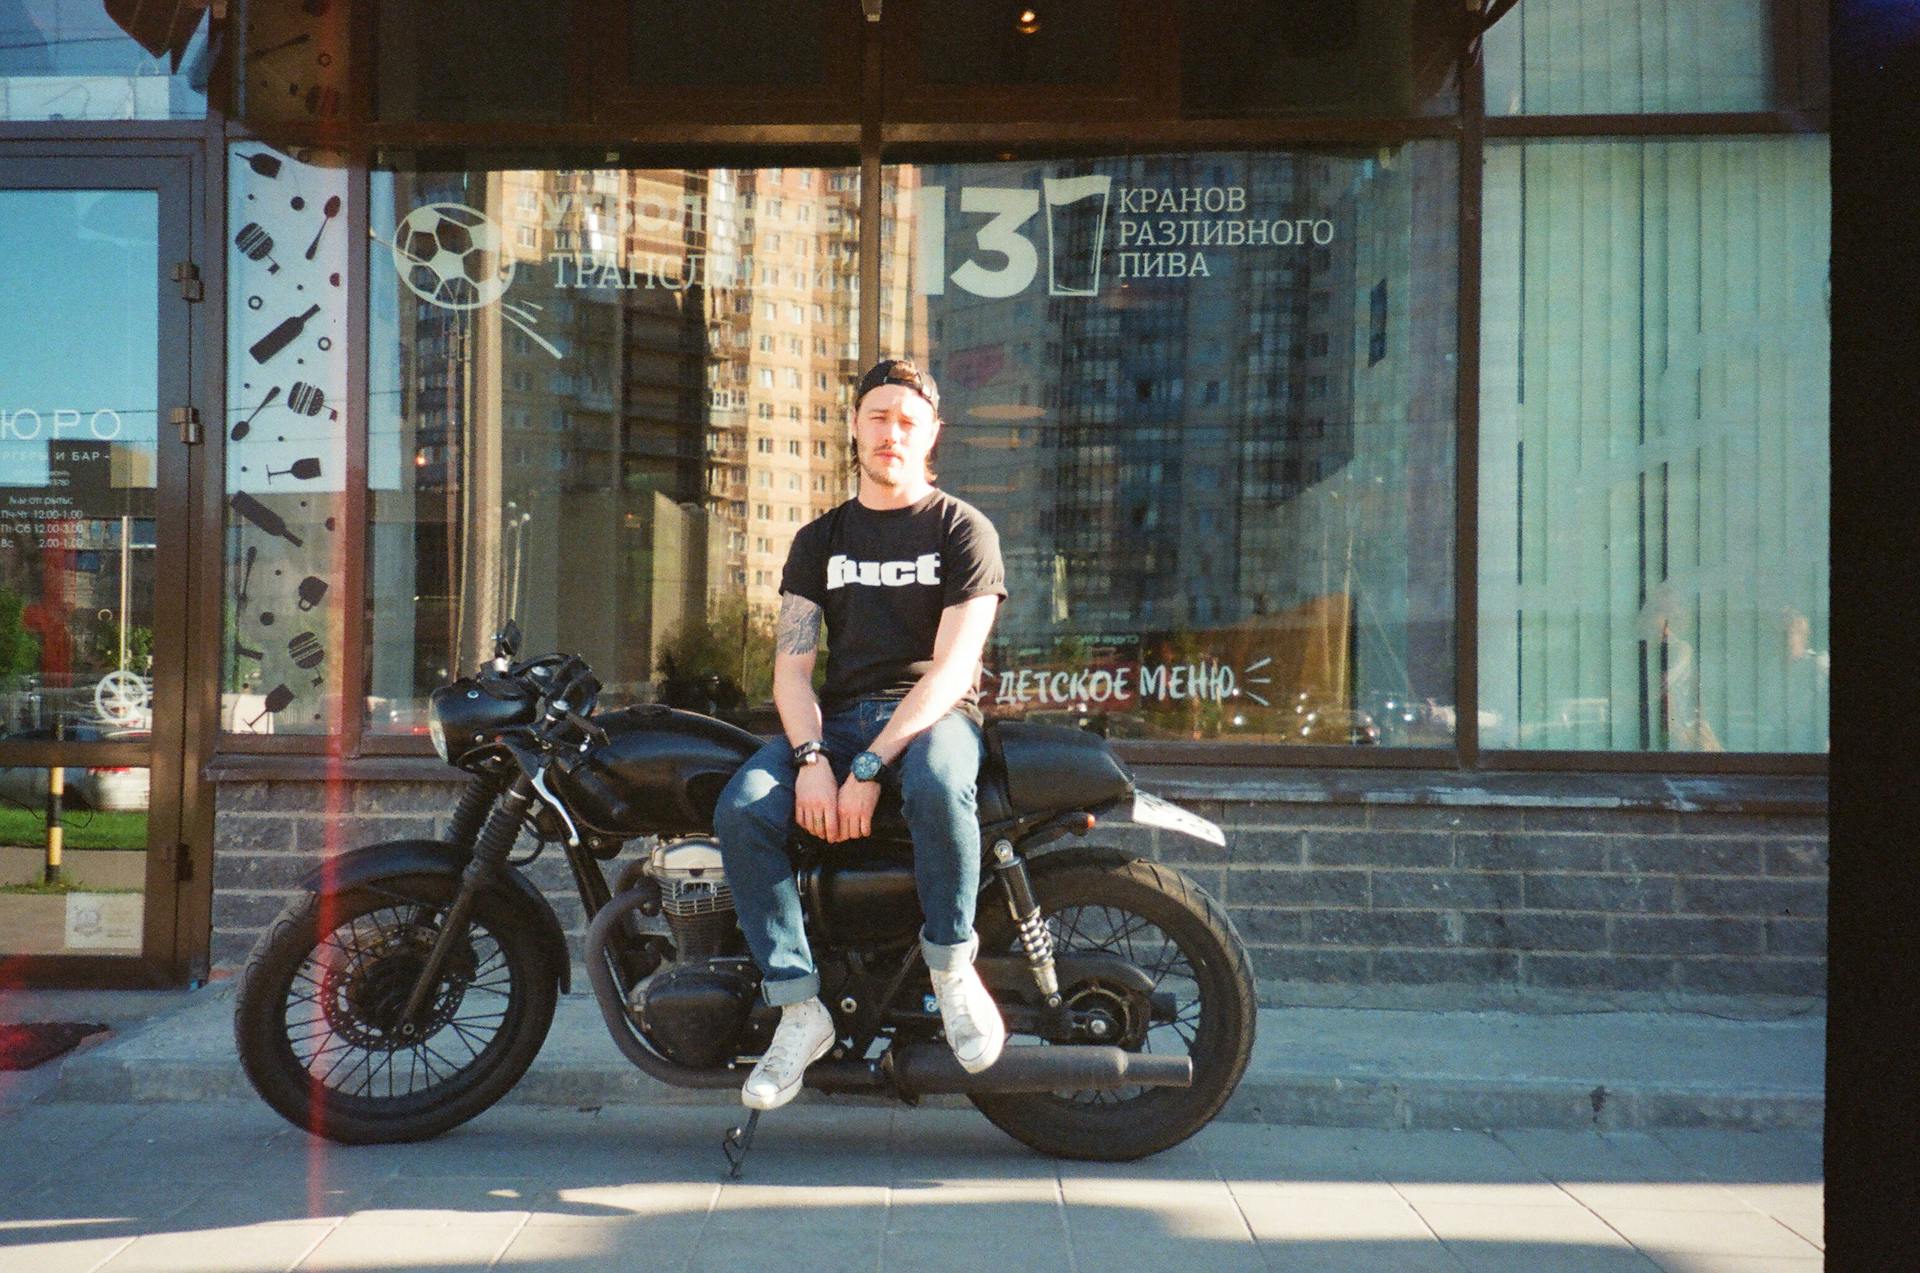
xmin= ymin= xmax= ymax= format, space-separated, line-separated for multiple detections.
xmin=780 ymin=489 xmax=1006 ymax=722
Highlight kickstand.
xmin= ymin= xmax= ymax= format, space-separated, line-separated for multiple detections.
xmin=721 ymin=1109 xmax=762 ymax=1180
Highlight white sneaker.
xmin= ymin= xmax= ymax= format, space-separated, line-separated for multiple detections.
xmin=741 ymin=998 xmax=836 ymax=1111
xmin=926 ymin=939 xmax=1006 ymax=1074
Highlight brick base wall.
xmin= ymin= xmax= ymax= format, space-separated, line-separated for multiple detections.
xmin=209 ymin=775 xmax=1826 ymax=1009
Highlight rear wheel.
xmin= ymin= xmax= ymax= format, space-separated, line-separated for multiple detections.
xmin=234 ymin=873 xmax=558 ymax=1144
xmin=971 ymin=851 xmax=1256 ymax=1161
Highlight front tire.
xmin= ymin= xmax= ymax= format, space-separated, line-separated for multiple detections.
xmin=971 ymin=851 xmax=1257 ymax=1161
xmin=234 ymin=872 xmax=559 ymax=1144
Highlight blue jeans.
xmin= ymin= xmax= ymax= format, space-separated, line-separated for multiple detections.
xmin=714 ymin=698 xmax=986 ymax=1006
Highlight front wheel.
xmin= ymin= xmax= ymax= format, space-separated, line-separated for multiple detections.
xmin=972 ymin=851 xmax=1257 ymax=1161
xmin=233 ymin=872 xmax=559 ymax=1144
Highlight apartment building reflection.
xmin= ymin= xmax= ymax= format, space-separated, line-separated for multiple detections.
xmin=367 ymin=165 xmax=869 ymax=727
xmin=918 ymin=152 xmax=1450 ymax=737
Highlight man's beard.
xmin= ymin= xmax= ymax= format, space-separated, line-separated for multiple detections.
xmin=859 ymin=449 xmax=907 ymax=488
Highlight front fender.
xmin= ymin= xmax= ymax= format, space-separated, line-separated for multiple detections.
xmin=298 ymin=839 xmax=572 ymax=994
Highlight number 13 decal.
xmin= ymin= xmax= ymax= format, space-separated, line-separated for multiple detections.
xmin=916 ymin=185 xmax=1039 ymax=298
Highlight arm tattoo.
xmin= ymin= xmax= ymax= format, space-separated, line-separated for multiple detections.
xmin=776 ymin=593 xmax=822 ymax=656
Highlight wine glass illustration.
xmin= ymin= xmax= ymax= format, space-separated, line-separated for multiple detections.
xmin=266 ymin=458 xmax=323 ymax=483
xmin=1043 ymin=174 xmax=1113 ymax=297
xmin=235 ymin=223 xmax=283 ymax=274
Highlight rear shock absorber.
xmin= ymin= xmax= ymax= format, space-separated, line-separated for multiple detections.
xmin=990 ymin=838 xmax=1061 ymax=1009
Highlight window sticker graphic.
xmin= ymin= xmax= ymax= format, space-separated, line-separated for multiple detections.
xmin=389 ymin=203 xmax=561 ymax=358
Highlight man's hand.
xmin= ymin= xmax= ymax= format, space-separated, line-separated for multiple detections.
xmin=793 ymin=762 xmax=839 ymax=841
xmin=833 ymin=772 xmax=880 ymax=842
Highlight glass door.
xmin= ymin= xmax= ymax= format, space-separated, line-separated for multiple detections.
xmin=0 ymin=157 xmax=194 ymax=983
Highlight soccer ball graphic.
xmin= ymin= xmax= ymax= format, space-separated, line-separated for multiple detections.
xmin=390 ymin=203 xmax=514 ymax=310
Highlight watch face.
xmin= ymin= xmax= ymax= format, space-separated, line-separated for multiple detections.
xmin=853 ymin=751 xmax=881 ymax=781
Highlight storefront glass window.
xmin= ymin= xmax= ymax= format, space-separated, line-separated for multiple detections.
xmin=0 ymin=189 xmax=158 ymax=743
xmin=223 ymin=147 xmax=351 ymax=736
xmin=0 ymin=0 xmax=209 ymax=121
xmin=1483 ymin=0 xmax=1827 ymax=116
xmin=1478 ymin=136 xmax=1830 ymax=752
xmin=0 ymin=764 xmax=149 ymax=956
xmin=884 ymin=146 xmax=1458 ymax=744
xmin=366 ymin=161 xmax=861 ymax=736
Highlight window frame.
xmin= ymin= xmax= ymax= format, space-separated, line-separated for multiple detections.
xmin=187 ymin=3 xmax=1825 ymax=776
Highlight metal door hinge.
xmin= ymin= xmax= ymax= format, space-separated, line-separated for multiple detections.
xmin=171 ymin=261 xmax=204 ymax=301
xmin=171 ymin=406 xmax=203 ymax=445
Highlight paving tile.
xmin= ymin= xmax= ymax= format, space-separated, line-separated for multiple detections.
xmin=1389 ymin=1180 xmax=1587 ymax=1208
xmin=295 ymin=1218 xmax=522 ymax=1271
xmin=1588 ymin=1206 xmax=1825 ymax=1259
xmin=94 ymin=1221 xmax=337 ymax=1272
xmin=1649 ymin=1129 xmax=1824 ymax=1183
xmin=529 ymin=1180 xmax=719 ymax=1224
xmin=1407 ymin=1199 xmax=1633 ymax=1247
xmin=1069 ymin=1225 xmax=1267 ymax=1273
xmin=0 ymin=1234 xmax=138 ymax=1272
xmin=1440 ymin=1241 xmax=1663 ymax=1273
xmin=1640 ymin=1255 xmax=1825 ymax=1273
xmin=1552 ymin=1181 xmax=1759 ymax=1214
xmin=883 ymin=1190 xmax=1061 ymax=1233
xmin=1249 ymin=1239 xmax=1469 ymax=1273
xmin=162 ymin=1178 xmax=376 ymax=1228
xmin=492 ymin=1219 xmax=703 ymax=1272
xmin=683 ymin=1225 xmax=883 ymax=1273
xmin=881 ymin=1225 xmax=1073 ymax=1271
xmin=705 ymin=1182 xmax=888 ymax=1231
xmin=1493 ymin=1129 xmax=1700 ymax=1185
xmin=2 ymin=1178 xmax=216 ymax=1228
xmin=359 ymin=1174 xmax=553 ymax=1216
xmin=1359 ymin=1130 xmax=1545 ymax=1184
xmin=1197 ymin=1122 xmax=1388 ymax=1184
xmin=1229 ymin=1187 xmax=1435 ymax=1245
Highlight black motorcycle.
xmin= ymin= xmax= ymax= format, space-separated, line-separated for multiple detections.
xmin=234 ymin=621 xmax=1256 ymax=1162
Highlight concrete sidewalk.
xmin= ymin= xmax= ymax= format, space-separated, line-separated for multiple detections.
xmin=0 ymin=1099 xmax=1824 ymax=1272
xmin=27 ymin=982 xmax=1823 ymax=1131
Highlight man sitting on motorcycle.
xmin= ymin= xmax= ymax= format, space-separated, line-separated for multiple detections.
xmin=715 ymin=357 xmax=1008 ymax=1111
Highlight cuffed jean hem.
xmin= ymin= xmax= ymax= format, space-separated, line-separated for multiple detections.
xmin=921 ymin=929 xmax=979 ymax=973
xmin=761 ymin=971 xmax=822 ymax=1008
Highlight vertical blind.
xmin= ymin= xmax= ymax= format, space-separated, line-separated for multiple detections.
xmin=1479 ymin=136 xmax=1830 ymax=752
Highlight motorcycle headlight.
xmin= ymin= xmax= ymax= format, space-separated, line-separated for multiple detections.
xmin=428 ymin=714 xmax=449 ymax=762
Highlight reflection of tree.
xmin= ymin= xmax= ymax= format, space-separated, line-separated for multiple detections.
xmin=86 ymin=617 xmax=152 ymax=674
xmin=0 ymin=586 xmax=42 ymax=681
xmin=656 ymin=592 xmax=817 ymax=707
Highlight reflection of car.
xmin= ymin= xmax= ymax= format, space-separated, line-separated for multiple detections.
xmin=0 ymin=725 xmax=151 ymax=813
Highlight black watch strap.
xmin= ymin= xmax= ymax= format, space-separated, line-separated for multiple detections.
xmin=791 ymin=739 xmax=826 ymax=766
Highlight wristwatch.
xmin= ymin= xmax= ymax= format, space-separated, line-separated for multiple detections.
xmin=791 ymin=739 xmax=827 ymax=767
xmin=850 ymin=750 xmax=885 ymax=783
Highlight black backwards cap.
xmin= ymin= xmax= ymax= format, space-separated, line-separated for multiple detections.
xmin=855 ymin=357 xmax=940 ymax=416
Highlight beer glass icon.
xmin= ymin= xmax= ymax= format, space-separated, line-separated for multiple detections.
xmin=1043 ymin=174 xmax=1112 ymax=297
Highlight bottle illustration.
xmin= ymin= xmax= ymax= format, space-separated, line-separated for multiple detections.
xmin=249 ymin=304 xmax=321 ymax=364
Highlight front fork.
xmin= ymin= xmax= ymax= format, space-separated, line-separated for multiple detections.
xmin=397 ymin=772 xmax=535 ymax=1029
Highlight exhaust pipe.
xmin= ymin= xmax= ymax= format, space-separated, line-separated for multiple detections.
xmin=883 ymin=1043 xmax=1193 ymax=1097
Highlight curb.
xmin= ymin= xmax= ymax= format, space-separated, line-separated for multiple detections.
xmin=49 ymin=988 xmax=1824 ymax=1133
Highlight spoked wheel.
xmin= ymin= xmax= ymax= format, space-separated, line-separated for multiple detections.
xmin=234 ymin=873 xmax=558 ymax=1144
xmin=972 ymin=851 xmax=1257 ymax=1161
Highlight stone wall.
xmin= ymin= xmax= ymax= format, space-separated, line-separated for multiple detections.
xmin=208 ymin=769 xmax=1826 ymax=1008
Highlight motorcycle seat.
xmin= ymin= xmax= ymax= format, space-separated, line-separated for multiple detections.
xmin=798 ymin=720 xmax=1133 ymax=849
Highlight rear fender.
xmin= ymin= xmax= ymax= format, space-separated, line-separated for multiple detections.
xmin=298 ymin=839 xmax=572 ymax=993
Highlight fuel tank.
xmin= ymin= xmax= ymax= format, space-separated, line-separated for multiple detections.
xmin=550 ymin=705 xmax=762 ymax=837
